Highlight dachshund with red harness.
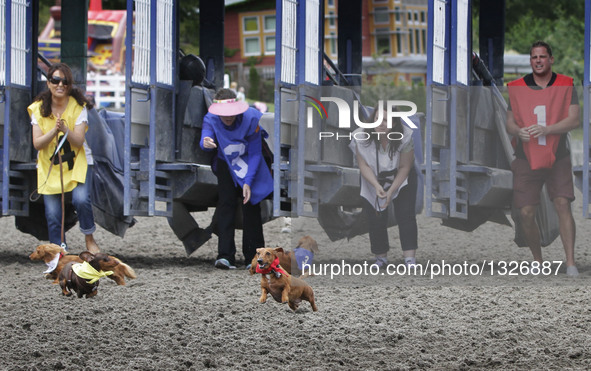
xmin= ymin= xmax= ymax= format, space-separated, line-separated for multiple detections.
xmin=249 ymin=247 xmax=317 ymax=312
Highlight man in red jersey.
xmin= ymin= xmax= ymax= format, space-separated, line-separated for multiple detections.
xmin=506 ymin=41 xmax=580 ymax=276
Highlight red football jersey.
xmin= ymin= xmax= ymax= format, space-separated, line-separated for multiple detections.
xmin=508 ymin=73 xmax=573 ymax=169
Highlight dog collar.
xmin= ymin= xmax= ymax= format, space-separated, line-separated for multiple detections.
xmin=43 ymin=252 xmax=63 ymax=274
xmin=256 ymin=257 xmax=288 ymax=276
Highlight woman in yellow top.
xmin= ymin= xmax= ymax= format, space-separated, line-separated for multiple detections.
xmin=28 ymin=63 xmax=99 ymax=253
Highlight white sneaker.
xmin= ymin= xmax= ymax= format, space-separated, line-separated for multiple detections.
xmin=566 ymin=266 xmax=579 ymax=277
xmin=404 ymin=257 xmax=416 ymax=267
xmin=371 ymin=256 xmax=388 ymax=269
xmin=281 ymin=217 xmax=292 ymax=233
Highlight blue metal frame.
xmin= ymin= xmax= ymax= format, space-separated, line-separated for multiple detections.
xmin=426 ymin=0 xmax=451 ymax=218
xmin=123 ymin=0 xmax=133 ymax=216
xmin=426 ymin=0 xmax=478 ymax=220
xmin=2 ymin=0 xmax=11 ymax=215
xmin=296 ymin=0 xmax=323 ymax=217
xmin=295 ymin=0 xmax=307 ymax=216
xmin=273 ymin=0 xmax=284 ymax=216
xmin=124 ymin=0 xmax=177 ymax=217
xmin=2 ymin=0 xmax=34 ymax=215
xmin=448 ymin=0 xmax=470 ymax=218
xmin=273 ymin=0 xmax=324 ymax=217
xmin=584 ymin=0 xmax=590 ymax=218
xmin=148 ymin=1 xmax=158 ymax=216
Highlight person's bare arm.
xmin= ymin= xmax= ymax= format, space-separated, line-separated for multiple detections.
xmin=381 ymin=150 xmax=414 ymax=208
xmin=528 ymin=104 xmax=580 ymax=138
xmin=506 ymin=109 xmax=532 ymax=143
xmin=32 ymin=122 xmax=58 ymax=150
xmin=357 ymin=151 xmax=386 ymax=199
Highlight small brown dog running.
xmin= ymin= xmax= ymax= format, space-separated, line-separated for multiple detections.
xmin=58 ymin=252 xmax=120 ymax=298
xmin=29 ymin=243 xmax=136 ymax=285
xmin=274 ymin=235 xmax=319 ymax=277
xmin=250 ymin=247 xmax=318 ymax=312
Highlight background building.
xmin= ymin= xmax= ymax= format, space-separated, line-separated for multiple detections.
xmin=224 ymin=0 xmax=429 ymax=98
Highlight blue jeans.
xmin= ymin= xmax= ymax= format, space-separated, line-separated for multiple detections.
xmin=43 ymin=166 xmax=96 ymax=246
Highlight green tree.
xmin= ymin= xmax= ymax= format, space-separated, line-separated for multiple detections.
xmin=505 ymin=6 xmax=585 ymax=82
xmin=178 ymin=0 xmax=200 ymax=55
xmin=473 ymin=0 xmax=585 ymax=83
xmin=248 ymin=65 xmax=261 ymax=101
xmin=360 ymin=56 xmax=426 ymax=114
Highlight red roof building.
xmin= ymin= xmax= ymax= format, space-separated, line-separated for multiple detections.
xmin=224 ymin=0 xmax=428 ymax=88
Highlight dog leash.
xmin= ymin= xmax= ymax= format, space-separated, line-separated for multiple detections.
xmin=28 ymin=127 xmax=69 ymax=250
xmin=57 ymin=132 xmax=67 ymax=250
xmin=29 ymin=130 xmax=69 ymax=202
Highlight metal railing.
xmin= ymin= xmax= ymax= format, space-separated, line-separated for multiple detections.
xmin=86 ymin=73 xmax=126 ymax=109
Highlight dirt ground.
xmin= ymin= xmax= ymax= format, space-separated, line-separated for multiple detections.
xmin=2 ymin=194 xmax=591 ymax=370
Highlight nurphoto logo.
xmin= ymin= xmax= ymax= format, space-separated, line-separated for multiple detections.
xmin=305 ymin=97 xmax=418 ymax=141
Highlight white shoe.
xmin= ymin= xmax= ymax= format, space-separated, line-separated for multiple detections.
xmin=404 ymin=257 xmax=416 ymax=267
xmin=281 ymin=217 xmax=291 ymax=233
xmin=371 ymin=256 xmax=388 ymax=269
xmin=566 ymin=266 xmax=579 ymax=277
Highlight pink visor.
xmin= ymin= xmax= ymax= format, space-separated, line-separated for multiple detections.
xmin=208 ymin=98 xmax=249 ymax=116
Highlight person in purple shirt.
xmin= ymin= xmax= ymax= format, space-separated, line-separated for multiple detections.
xmin=201 ymin=88 xmax=273 ymax=270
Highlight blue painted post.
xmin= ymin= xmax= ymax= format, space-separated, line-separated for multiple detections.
xmin=273 ymin=0 xmax=283 ymax=217
xmin=449 ymin=0 xmax=470 ymax=218
xmin=2 ymin=0 xmax=10 ymax=215
xmin=296 ymin=0 xmax=307 ymax=216
xmin=123 ymin=0 xmax=134 ymax=216
xmin=148 ymin=1 xmax=158 ymax=216
xmin=426 ymin=0 xmax=451 ymax=218
xmin=584 ymin=0 xmax=590 ymax=218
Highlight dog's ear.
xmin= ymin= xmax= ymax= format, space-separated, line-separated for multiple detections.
xmin=249 ymin=256 xmax=258 ymax=275
xmin=300 ymin=236 xmax=319 ymax=253
xmin=36 ymin=244 xmax=61 ymax=263
xmin=308 ymin=238 xmax=319 ymax=253
xmin=42 ymin=243 xmax=64 ymax=258
xmin=79 ymin=251 xmax=95 ymax=262
xmin=274 ymin=247 xmax=285 ymax=254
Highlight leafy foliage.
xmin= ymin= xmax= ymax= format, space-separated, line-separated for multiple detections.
xmin=178 ymin=0 xmax=200 ymax=55
xmin=474 ymin=0 xmax=585 ymax=83
xmin=361 ymin=57 xmax=426 ymax=114
xmin=248 ymin=65 xmax=261 ymax=101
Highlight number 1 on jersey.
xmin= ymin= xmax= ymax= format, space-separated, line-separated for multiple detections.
xmin=533 ymin=105 xmax=546 ymax=146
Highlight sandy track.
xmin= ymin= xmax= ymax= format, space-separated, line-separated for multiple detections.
xmin=1 ymin=198 xmax=591 ymax=370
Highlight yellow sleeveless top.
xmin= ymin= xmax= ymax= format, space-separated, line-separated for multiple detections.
xmin=27 ymin=97 xmax=88 ymax=194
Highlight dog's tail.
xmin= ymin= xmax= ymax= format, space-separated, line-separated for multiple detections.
xmin=118 ymin=262 xmax=137 ymax=280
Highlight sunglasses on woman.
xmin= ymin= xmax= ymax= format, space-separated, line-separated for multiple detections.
xmin=49 ymin=76 xmax=69 ymax=85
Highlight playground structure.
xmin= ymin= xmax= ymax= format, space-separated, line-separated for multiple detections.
xmin=1 ymin=0 xmax=591 ymax=247
xmin=38 ymin=4 xmax=126 ymax=74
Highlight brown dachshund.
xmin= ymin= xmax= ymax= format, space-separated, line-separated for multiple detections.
xmin=58 ymin=252 xmax=120 ymax=298
xmin=272 ymin=235 xmax=319 ymax=277
xmin=250 ymin=247 xmax=317 ymax=312
xmin=30 ymin=243 xmax=136 ymax=285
